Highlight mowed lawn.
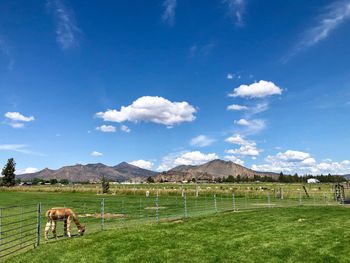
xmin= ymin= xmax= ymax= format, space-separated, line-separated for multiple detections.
xmin=7 ymin=206 xmax=350 ymax=263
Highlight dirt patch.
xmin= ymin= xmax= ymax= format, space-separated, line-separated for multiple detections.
xmin=255 ymin=203 xmax=276 ymax=206
xmin=78 ymin=213 xmax=126 ymax=219
xmin=144 ymin=206 xmax=167 ymax=210
xmin=161 ymin=218 xmax=184 ymax=224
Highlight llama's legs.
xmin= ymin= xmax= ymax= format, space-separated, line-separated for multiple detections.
xmin=67 ymin=216 xmax=72 ymax=237
xmin=44 ymin=221 xmax=52 ymax=241
xmin=64 ymin=219 xmax=68 ymax=236
xmin=51 ymin=220 xmax=57 ymax=239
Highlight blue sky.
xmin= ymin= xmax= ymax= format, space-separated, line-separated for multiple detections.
xmin=0 ymin=0 xmax=350 ymax=175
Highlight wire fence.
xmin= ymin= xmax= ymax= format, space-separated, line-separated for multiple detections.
xmin=0 ymin=190 xmax=340 ymax=260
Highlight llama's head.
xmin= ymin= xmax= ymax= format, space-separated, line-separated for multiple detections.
xmin=78 ymin=225 xmax=86 ymax=236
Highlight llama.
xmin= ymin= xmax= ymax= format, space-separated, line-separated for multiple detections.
xmin=45 ymin=207 xmax=85 ymax=241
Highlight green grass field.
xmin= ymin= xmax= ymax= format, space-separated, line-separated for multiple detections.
xmin=0 ymin=183 xmax=347 ymax=262
xmin=6 ymin=206 xmax=350 ymax=263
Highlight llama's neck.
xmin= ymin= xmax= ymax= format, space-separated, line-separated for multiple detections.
xmin=72 ymin=213 xmax=83 ymax=229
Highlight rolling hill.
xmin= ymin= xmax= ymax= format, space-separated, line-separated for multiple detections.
xmin=18 ymin=162 xmax=157 ymax=183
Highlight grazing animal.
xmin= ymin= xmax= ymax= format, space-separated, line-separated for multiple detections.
xmin=45 ymin=207 xmax=85 ymax=241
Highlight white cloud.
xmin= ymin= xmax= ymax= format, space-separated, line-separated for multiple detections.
xmin=0 ymin=144 xmax=33 ymax=154
xmin=273 ymin=150 xmax=311 ymax=162
xmin=130 ymin=160 xmax=153 ymax=170
xmin=120 ymin=125 xmax=131 ymax=133
xmin=290 ymin=1 xmax=350 ymax=59
xmin=225 ymin=134 xmax=261 ymax=156
xmin=47 ymin=0 xmax=81 ymax=50
xmin=190 ymin=135 xmax=215 ymax=147
xmin=17 ymin=167 xmax=39 ymax=175
xmin=162 ymin=0 xmax=177 ymax=26
xmin=157 ymin=151 xmax=218 ymax=171
xmin=225 ymin=145 xmax=259 ymax=156
xmin=234 ymin=118 xmax=266 ymax=134
xmin=225 ymin=134 xmax=248 ymax=145
xmin=227 ymin=73 xmax=234 ymax=79
xmin=96 ymin=96 xmax=197 ymax=127
xmin=4 ymin=112 xmax=35 ymax=128
xmin=252 ymin=149 xmax=350 ymax=175
xmin=91 ymin=151 xmax=103 ymax=157
xmin=223 ymin=0 xmax=246 ymax=26
xmin=229 ymin=80 xmax=282 ymax=98
xmin=224 ymin=155 xmax=245 ymax=166
xmin=227 ymin=104 xmax=248 ymax=111
xmin=96 ymin=125 xmax=116 ymax=133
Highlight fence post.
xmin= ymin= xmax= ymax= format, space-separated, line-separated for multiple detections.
xmin=299 ymin=190 xmax=302 ymax=205
xmin=214 ymin=194 xmax=217 ymax=213
xmin=268 ymin=193 xmax=271 ymax=208
xmin=0 ymin=207 xmax=2 ymax=253
xmin=183 ymin=193 xmax=188 ymax=218
xmin=139 ymin=198 xmax=142 ymax=218
xmin=101 ymin=199 xmax=105 ymax=231
xmin=36 ymin=203 xmax=41 ymax=247
xmin=232 ymin=193 xmax=236 ymax=211
xmin=156 ymin=192 xmax=159 ymax=224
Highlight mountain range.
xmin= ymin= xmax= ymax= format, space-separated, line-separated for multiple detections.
xmin=153 ymin=159 xmax=279 ymax=182
xmin=18 ymin=162 xmax=157 ymax=183
xmin=18 ymin=159 xmax=280 ymax=183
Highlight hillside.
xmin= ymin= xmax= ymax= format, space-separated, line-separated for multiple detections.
xmin=153 ymin=159 xmax=279 ymax=182
xmin=18 ymin=162 xmax=157 ymax=182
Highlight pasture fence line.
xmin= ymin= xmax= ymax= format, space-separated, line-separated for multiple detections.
xmin=0 ymin=189 xmax=342 ymax=260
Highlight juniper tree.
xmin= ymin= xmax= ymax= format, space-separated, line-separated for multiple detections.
xmin=1 ymin=158 xmax=16 ymax=187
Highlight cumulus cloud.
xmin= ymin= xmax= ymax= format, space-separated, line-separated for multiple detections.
xmin=91 ymin=151 xmax=103 ymax=157
xmin=223 ymin=0 xmax=246 ymax=26
xmin=225 ymin=134 xmax=261 ymax=157
xmin=157 ymin=151 xmax=218 ymax=171
xmin=17 ymin=167 xmax=39 ymax=175
xmin=162 ymin=0 xmax=177 ymax=26
xmin=130 ymin=160 xmax=153 ymax=170
xmin=120 ymin=125 xmax=131 ymax=133
xmin=4 ymin=112 xmax=35 ymax=128
xmin=47 ymin=0 xmax=81 ymax=50
xmin=96 ymin=96 xmax=197 ymax=127
xmin=286 ymin=0 xmax=350 ymax=60
xmin=227 ymin=104 xmax=248 ymax=111
xmin=252 ymin=150 xmax=350 ymax=175
xmin=190 ymin=135 xmax=215 ymax=147
xmin=96 ymin=125 xmax=116 ymax=133
xmin=225 ymin=145 xmax=259 ymax=157
xmin=229 ymin=80 xmax=282 ymax=98
xmin=224 ymin=155 xmax=245 ymax=166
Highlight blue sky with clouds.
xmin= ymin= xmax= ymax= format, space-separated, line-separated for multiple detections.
xmin=0 ymin=0 xmax=350 ymax=175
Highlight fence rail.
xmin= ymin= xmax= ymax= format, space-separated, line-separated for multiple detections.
xmin=0 ymin=189 xmax=341 ymax=260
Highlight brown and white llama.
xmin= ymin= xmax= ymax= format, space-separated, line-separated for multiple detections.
xmin=44 ymin=207 xmax=85 ymax=241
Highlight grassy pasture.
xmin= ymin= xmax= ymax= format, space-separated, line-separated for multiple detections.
xmin=6 ymin=206 xmax=350 ymax=263
xmin=0 ymin=183 xmax=345 ymax=260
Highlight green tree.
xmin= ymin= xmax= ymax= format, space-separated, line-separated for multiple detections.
xmin=59 ymin=179 xmax=69 ymax=185
xmin=50 ymin=179 xmax=58 ymax=185
xmin=101 ymin=176 xmax=110 ymax=194
xmin=1 ymin=158 xmax=16 ymax=187
xmin=147 ymin=176 xmax=155 ymax=183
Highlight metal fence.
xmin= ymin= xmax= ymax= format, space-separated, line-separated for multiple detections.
xmin=0 ymin=191 xmax=339 ymax=260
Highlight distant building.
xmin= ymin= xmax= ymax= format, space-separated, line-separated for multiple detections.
xmin=307 ymin=178 xmax=320 ymax=184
